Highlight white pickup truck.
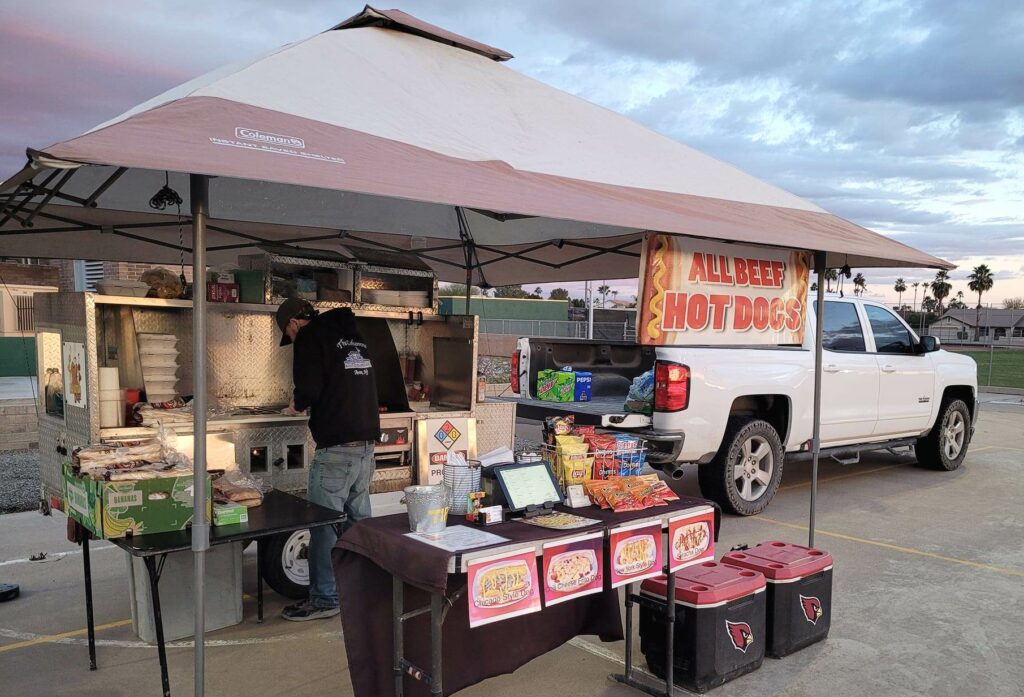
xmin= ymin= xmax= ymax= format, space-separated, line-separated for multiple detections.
xmin=510 ymin=295 xmax=978 ymax=515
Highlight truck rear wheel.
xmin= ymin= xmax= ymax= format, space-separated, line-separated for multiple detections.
xmin=260 ymin=529 xmax=310 ymax=600
xmin=916 ymin=398 xmax=971 ymax=471
xmin=698 ymin=417 xmax=784 ymax=516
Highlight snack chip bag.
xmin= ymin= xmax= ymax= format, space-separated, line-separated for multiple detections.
xmin=557 ymin=439 xmax=593 ymax=488
xmin=585 ymin=433 xmax=620 ymax=479
xmin=543 ymin=415 xmax=575 ymax=444
xmin=605 ymin=488 xmax=646 ymax=512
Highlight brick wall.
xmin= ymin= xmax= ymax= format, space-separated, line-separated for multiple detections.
xmin=0 ymin=400 xmax=38 ymax=451
xmin=0 ymin=262 xmax=60 ymax=287
xmin=106 ymin=262 xmax=194 ymax=284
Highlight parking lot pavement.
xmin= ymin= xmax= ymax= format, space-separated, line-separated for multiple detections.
xmin=1 ymin=402 xmax=1021 ymax=696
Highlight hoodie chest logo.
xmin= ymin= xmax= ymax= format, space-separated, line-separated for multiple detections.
xmin=343 ymin=348 xmax=372 ymax=372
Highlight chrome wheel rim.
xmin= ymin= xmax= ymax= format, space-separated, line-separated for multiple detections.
xmin=942 ymin=410 xmax=966 ymax=461
xmin=282 ymin=530 xmax=310 ymax=586
xmin=733 ymin=436 xmax=774 ymax=502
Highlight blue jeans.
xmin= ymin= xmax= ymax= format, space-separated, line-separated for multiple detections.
xmin=306 ymin=442 xmax=375 ymax=608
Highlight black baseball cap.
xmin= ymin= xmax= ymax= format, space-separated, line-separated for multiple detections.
xmin=276 ymin=298 xmax=317 ymax=346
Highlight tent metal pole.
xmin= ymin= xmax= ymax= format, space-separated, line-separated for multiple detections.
xmin=809 ymin=251 xmax=826 ymax=548
xmin=189 ymin=173 xmax=210 ymax=697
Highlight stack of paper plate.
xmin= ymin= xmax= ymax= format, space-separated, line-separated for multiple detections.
xmin=399 ymin=291 xmax=430 ymax=307
xmin=364 ymin=289 xmax=402 ymax=305
xmin=138 ymin=333 xmax=178 ymax=402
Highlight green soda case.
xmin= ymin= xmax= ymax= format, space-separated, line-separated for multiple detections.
xmin=537 ymin=368 xmax=576 ymax=402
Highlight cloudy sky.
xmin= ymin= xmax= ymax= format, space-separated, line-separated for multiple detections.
xmin=1 ymin=1 xmax=1021 ymax=305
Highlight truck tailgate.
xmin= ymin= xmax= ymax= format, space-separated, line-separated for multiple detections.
xmin=495 ymin=395 xmax=652 ymax=428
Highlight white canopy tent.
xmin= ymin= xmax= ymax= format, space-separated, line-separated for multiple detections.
xmin=0 ymin=6 xmax=952 ymax=695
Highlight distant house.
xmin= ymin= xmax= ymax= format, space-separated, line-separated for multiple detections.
xmin=928 ymin=308 xmax=1024 ymax=342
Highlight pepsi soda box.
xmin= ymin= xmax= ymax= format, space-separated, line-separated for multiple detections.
xmin=573 ymin=371 xmax=592 ymax=401
xmin=722 ymin=541 xmax=833 ymax=658
xmin=640 ymin=562 xmax=766 ymax=693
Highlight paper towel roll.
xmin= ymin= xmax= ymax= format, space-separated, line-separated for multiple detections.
xmin=99 ymin=367 xmax=120 ymax=391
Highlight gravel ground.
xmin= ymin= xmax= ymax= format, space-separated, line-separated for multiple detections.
xmin=0 ymin=449 xmax=40 ymax=514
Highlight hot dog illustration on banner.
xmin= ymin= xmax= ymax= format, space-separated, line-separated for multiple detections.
xmin=639 ymin=234 xmax=811 ymax=346
xmin=609 ymin=521 xmax=664 ymax=588
xmin=667 ymin=508 xmax=716 ymax=573
xmin=541 ymin=531 xmax=604 ymax=606
xmin=466 ymin=547 xmax=542 ymax=627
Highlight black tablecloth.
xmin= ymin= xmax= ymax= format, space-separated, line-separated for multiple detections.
xmin=334 ymin=497 xmax=719 ymax=697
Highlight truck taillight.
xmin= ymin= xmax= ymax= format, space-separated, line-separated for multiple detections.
xmin=654 ymin=361 xmax=689 ymax=412
xmin=510 ymin=350 xmax=521 ymax=394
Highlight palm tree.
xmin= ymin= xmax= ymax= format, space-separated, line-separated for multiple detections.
xmin=967 ymin=264 xmax=994 ymax=341
xmin=930 ymin=270 xmax=952 ymax=314
xmin=911 ymin=282 xmax=921 ymax=312
xmin=597 ymin=284 xmax=611 ymax=308
xmin=824 ymin=269 xmax=838 ymax=292
xmin=853 ymin=273 xmax=866 ymax=296
xmin=894 ymin=278 xmax=906 ymax=313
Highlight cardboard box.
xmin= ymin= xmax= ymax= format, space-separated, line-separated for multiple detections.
xmin=574 ymin=371 xmax=593 ymax=401
xmin=213 ymin=502 xmax=249 ymax=527
xmin=206 ymin=283 xmax=239 ymax=303
xmin=63 ymin=464 xmax=211 ymax=539
xmin=537 ymin=369 xmax=575 ymax=402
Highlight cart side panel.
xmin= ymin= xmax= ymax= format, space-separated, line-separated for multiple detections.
xmin=34 ymin=292 xmax=93 ymax=507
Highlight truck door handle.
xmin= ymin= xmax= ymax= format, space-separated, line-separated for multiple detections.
xmin=823 ymin=364 xmax=840 ymax=373
xmin=881 ymin=364 xmax=896 ymax=373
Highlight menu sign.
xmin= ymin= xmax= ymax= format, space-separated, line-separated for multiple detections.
xmin=638 ymin=234 xmax=811 ymax=346
xmin=609 ymin=521 xmax=663 ymax=588
xmin=466 ymin=548 xmax=542 ymax=628
xmin=541 ymin=532 xmax=604 ymax=606
xmin=667 ymin=509 xmax=715 ymax=573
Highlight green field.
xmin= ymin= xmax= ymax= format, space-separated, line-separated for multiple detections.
xmin=948 ymin=348 xmax=1024 ymax=389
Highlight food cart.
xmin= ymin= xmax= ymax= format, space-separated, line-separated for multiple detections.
xmin=33 ymin=250 xmax=517 ymax=596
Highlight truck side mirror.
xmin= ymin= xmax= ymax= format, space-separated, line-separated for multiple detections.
xmin=918 ymin=335 xmax=940 ymax=353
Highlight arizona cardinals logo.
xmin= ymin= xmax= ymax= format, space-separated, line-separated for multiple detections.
xmin=725 ymin=620 xmax=754 ymax=653
xmin=799 ymin=595 xmax=823 ymax=625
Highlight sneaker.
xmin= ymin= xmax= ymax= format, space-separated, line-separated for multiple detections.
xmin=281 ymin=599 xmax=340 ymax=622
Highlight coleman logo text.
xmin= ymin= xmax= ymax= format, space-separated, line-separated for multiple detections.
xmin=235 ymin=128 xmax=305 ymax=149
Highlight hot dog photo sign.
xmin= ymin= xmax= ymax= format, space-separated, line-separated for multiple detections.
xmin=639 ymin=234 xmax=811 ymax=346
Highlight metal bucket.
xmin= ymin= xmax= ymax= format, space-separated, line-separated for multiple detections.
xmin=402 ymin=484 xmax=451 ymax=533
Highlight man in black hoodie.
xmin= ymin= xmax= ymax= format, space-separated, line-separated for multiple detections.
xmin=276 ymin=298 xmax=380 ymax=621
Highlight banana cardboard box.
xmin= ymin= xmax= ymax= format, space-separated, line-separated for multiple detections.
xmin=63 ymin=464 xmax=212 ymax=539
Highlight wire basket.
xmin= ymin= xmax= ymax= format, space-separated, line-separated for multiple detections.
xmin=443 ymin=454 xmax=481 ymax=515
xmin=536 ymin=435 xmax=648 ymax=491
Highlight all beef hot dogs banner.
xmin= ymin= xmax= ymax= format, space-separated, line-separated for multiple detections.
xmin=639 ymin=234 xmax=812 ymax=346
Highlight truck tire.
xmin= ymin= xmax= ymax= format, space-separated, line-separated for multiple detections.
xmin=698 ymin=417 xmax=784 ymax=516
xmin=260 ymin=529 xmax=311 ymax=600
xmin=916 ymin=398 xmax=971 ymax=471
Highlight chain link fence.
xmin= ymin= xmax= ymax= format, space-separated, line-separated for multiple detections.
xmin=909 ymin=303 xmax=1024 ymax=389
xmin=478 ymin=319 xmax=631 ymax=340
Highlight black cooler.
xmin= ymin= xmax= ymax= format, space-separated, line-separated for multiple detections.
xmin=722 ymin=541 xmax=833 ymax=657
xmin=639 ymin=562 xmax=766 ymax=693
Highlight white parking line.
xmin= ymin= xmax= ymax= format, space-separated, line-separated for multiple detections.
xmin=0 ymin=544 xmax=116 ymax=567
xmin=567 ymin=637 xmax=673 ymax=687
xmin=0 ymin=626 xmax=340 ymax=650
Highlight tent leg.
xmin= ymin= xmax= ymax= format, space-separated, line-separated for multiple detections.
xmin=190 ymin=173 xmax=210 ymax=697
xmin=809 ymin=251 xmax=827 ymax=548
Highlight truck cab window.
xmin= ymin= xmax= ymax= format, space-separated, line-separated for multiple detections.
xmin=814 ymin=301 xmax=866 ymax=352
xmin=865 ymin=305 xmax=914 ymax=354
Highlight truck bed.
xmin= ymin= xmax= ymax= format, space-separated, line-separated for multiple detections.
xmin=495 ymin=395 xmax=651 ymax=428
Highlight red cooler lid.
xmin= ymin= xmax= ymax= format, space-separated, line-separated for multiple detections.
xmin=641 ymin=562 xmax=765 ymax=607
xmin=721 ymin=541 xmax=833 ymax=581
